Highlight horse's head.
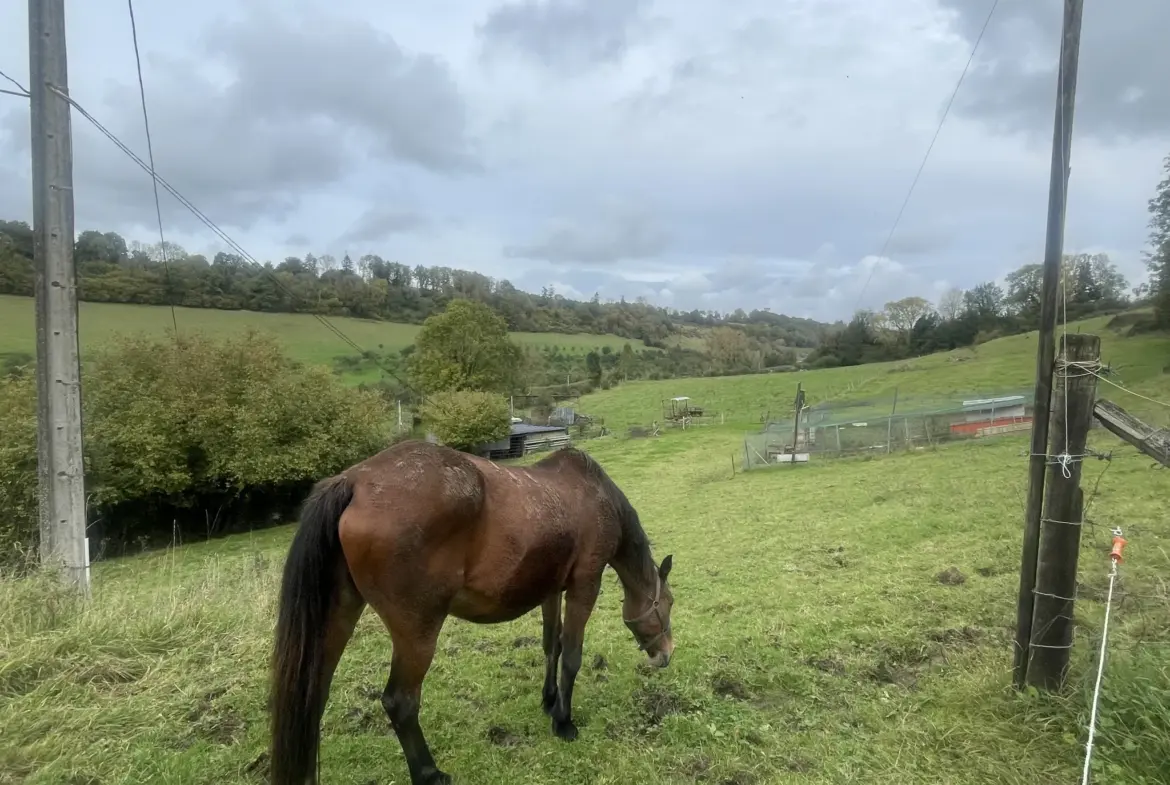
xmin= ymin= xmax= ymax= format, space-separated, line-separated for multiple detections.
xmin=623 ymin=554 xmax=674 ymax=668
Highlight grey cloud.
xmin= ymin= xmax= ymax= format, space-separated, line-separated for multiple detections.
xmin=884 ymin=228 xmax=955 ymax=257
xmin=204 ymin=14 xmax=479 ymax=173
xmin=478 ymin=0 xmax=658 ymax=72
xmin=5 ymin=10 xmax=478 ymax=235
xmin=338 ymin=207 xmax=430 ymax=246
xmin=284 ymin=233 xmax=311 ymax=247
xmin=504 ymin=207 xmax=669 ymax=264
xmin=941 ymin=0 xmax=1170 ymax=141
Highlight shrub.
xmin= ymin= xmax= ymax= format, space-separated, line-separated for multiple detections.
xmin=0 ymin=369 xmax=38 ymax=566
xmin=420 ymin=391 xmax=510 ymax=451
xmin=0 ymin=331 xmax=390 ymax=570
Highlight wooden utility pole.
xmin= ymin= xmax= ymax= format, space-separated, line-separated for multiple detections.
xmin=1027 ymin=333 xmax=1100 ymax=689
xmin=1013 ymin=0 xmax=1083 ymax=689
xmin=29 ymin=0 xmax=89 ymax=593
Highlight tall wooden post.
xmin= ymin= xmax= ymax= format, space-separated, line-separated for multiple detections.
xmin=30 ymin=0 xmax=89 ymax=593
xmin=885 ymin=387 xmax=899 ymax=454
xmin=1014 ymin=0 xmax=1084 ymax=689
xmin=790 ymin=383 xmax=805 ymax=454
xmin=1026 ymin=333 xmax=1100 ymax=689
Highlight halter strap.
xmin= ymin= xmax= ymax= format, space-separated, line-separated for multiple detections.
xmin=622 ymin=574 xmax=669 ymax=651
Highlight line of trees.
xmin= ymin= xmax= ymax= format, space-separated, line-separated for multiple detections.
xmin=0 ymin=219 xmax=830 ymax=350
xmin=1147 ymin=153 xmax=1170 ymax=330
xmin=809 ymin=253 xmax=1141 ymax=368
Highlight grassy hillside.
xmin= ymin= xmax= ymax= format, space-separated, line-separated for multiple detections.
xmin=3 ymin=423 xmax=1167 ymax=783
xmin=577 ymin=315 xmax=1170 ymax=428
xmin=0 ymin=295 xmax=646 ymax=384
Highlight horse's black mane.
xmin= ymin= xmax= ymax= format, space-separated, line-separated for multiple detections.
xmin=536 ymin=448 xmax=651 ymax=569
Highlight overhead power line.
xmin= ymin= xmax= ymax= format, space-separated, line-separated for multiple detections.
xmin=125 ymin=0 xmax=179 ymax=338
xmin=0 ymin=66 xmax=30 ymax=98
xmin=49 ymin=84 xmax=420 ymax=395
xmin=854 ymin=0 xmax=1001 ymax=311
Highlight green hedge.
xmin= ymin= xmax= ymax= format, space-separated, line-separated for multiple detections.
xmin=0 ymin=331 xmax=389 ymax=570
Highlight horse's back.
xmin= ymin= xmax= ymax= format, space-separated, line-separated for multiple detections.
xmin=337 ymin=441 xmax=620 ymax=623
xmin=337 ymin=441 xmax=485 ymax=597
xmin=443 ymin=450 xmax=615 ymax=620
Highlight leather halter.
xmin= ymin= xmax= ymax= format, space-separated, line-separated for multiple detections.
xmin=622 ymin=575 xmax=669 ymax=652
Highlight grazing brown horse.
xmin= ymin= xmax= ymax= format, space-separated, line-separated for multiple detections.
xmin=270 ymin=439 xmax=675 ymax=785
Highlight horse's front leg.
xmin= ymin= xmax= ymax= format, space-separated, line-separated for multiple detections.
xmin=541 ymin=591 xmax=564 ymax=715
xmin=551 ymin=576 xmax=601 ymax=741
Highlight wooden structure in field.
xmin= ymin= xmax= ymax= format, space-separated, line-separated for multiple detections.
xmin=662 ymin=396 xmax=704 ymax=425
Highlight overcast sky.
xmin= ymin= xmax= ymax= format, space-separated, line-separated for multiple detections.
xmin=1 ymin=0 xmax=1166 ymax=322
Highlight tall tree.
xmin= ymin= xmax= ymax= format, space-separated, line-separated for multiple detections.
xmin=704 ymin=326 xmax=753 ymax=372
xmin=883 ymin=296 xmax=933 ymax=344
xmin=963 ymin=282 xmax=1005 ymax=320
xmin=1146 ymin=153 xmax=1170 ymax=328
xmin=585 ymin=350 xmax=602 ymax=385
xmin=410 ymin=299 xmax=523 ymax=393
xmin=937 ymin=287 xmax=964 ymax=321
xmin=618 ymin=342 xmax=637 ymax=381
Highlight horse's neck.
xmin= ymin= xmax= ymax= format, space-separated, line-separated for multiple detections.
xmin=610 ymin=544 xmax=656 ymax=600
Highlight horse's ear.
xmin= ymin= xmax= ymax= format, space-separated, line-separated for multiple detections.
xmin=658 ymin=554 xmax=673 ymax=581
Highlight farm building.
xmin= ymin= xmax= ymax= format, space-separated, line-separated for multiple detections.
xmin=473 ymin=423 xmax=572 ymax=460
xmin=950 ymin=394 xmax=1032 ymax=437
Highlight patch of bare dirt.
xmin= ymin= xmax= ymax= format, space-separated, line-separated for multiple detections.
xmin=806 ymin=656 xmax=846 ymax=676
xmin=928 ymin=626 xmax=983 ymax=647
xmin=674 ymin=756 xmax=712 ymax=781
xmin=711 ymin=674 xmax=751 ymax=701
xmin=486 ymin=725 xmax=523 ymax=747
xmin=719 ymin=772 xmax=758 ymax=785
xmin=186 ymin=688 xmax=247 ymax=745
xmin=343 ymin=706 xmax=386 ymax=735
xmin=936 ymin=567 xmax=967 ymax=586
xmin=637 ymin=685 xmax=696 ymax=727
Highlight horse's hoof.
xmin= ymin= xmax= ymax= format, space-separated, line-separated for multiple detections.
xmin=552 ymin=718 xmax=579 ymax=742
xmin=421 ymin=769 xmax=452 ymax=785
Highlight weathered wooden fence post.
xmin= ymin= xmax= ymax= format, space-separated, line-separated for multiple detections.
xmin=1026 ymin=332 xmax=1100 ymax=690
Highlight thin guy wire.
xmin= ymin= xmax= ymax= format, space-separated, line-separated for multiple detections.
xmin=1 ymin=87 xmax=29 ymax=99
xmin=0 ymin=67 xmax=29 ymax=95
xmin=1090 ymin=371 xmax=1170 ymax=409
xmin=854 ymin=0 xmax=1000 ymax=310
xmin=50 ymin=86 xmax=420 ymax=394
xmin=126 ymin=0 xmax=179 ymax=339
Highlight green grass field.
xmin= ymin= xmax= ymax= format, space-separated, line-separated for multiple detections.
xmin=576 ymin=315 xmax=1170 ymax=429
xmin=2 ymin=315 xmax=1168 ymax=785
xmin=0 ymin=295 xmax=644 ymax=385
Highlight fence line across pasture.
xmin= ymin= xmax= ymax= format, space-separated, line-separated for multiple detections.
xmin=742 ymin=388 xmax=1037 ymax=469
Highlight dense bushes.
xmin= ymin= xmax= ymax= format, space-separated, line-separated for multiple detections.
xmin=0 ymin=332 xmax=389 ymax=570
xmin=419 ymin=391 xmax=510 ymax=450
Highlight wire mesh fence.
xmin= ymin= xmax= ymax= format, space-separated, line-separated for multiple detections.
xmin=743 ymin=388 xmax=1035 ymax=469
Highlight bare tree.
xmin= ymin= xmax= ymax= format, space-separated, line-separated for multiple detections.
xmin=883 ymin=296 xmax=934 ymax=343
xmin=937 ymin=287 xmax=964 ymax=321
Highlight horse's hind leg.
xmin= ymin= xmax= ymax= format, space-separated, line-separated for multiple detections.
xmin=541 ymin=591 xmax=564 ymax=715
xmin=379 ymin=618 xmax=449 ymax=785
xmin=550 ymin=575 xmax=601 ymax=742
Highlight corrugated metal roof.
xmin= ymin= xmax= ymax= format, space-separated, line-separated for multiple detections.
xmin=511 ymin=423 xmax=568 ymax=435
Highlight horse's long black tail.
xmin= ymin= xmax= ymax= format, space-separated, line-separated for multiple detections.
xmin=270 ymin=475 xmax=354 ymax=785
